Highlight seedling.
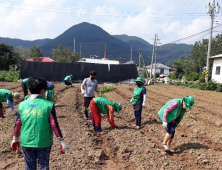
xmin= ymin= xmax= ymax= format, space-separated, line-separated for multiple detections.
xmin=138 ymin=155 xmax=143 ymax=159
xmin=145 ymin=163 xmax=149 ymax=167
xmin=123 ymin=140 xmax=126 ymax=143
xmin=154 ymin=150 xmax=159 ymax=155
xmin=166 ymin=160 xmax=171 ymax=164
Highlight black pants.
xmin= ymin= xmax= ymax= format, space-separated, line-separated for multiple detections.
xmin=21 ymin=82 xmax=28 ymax=98
xmin=134 ymin=110 xmax=142 ymax=126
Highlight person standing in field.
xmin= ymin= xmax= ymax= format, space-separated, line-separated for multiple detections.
xmin=0 ymin=89 xmax=20 ymax=118
xmin=64 ymin=74 xmax=73 ymax=88
xmin=81 ymin=70 xmax=98 ymax=120
xmin=11 ymin=77 xmax=67 ymax=170
xmin=90 ymin=97 xmax=122 ymax=133
xmin=158 ymin=96 xmax=194 ymax=153
xmin=130 ymin=77 xmax=146 ymax=129
xmin=21 ymin=78 xmax=29 ymax=98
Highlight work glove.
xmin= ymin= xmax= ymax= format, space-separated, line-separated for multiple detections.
xmin=162 ymin=122 xmax=167 ymax=128
xmin=130 ymin=98 xmax=133 ymax=103
xmin=11 ymin=136 xmax=20 ymax=151
xmin=81 ymin=89 xmax=85 ymax=95
xmin=7 ymin=100 xmax=14 ymax=111
xmin=142 ymin=102 xmax=145 ymax=107
xmin=60 ymin=140 xmax=67 ymax=154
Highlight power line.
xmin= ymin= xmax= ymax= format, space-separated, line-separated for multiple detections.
xmin=162 ymin=23 xmax=222 ymax=45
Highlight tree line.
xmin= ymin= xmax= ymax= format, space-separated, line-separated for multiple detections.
xmin=0 ymin=44 xmax=80 ymax=70
xmin=170 ymin=33 xmax=222 ymax=82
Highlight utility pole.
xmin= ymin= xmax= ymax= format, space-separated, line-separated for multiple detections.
xmin=80 ymin=42 xmax=82 ymax=59
xmin=205 ymin=0 xmax=220 ymax=83
xmin=130 ymin=45 xmax=133 ymax=61
xmin=154 ymin=34 xmax=159 ymax=78
xmin=74 ymin=38 xmax=76 ymax=53
xmin=150 ymin=34 xmax=157 ymax=79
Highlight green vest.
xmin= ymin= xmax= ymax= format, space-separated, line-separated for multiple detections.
xmin=132 ymin=86 xmax=144 ymax=105
xmin=45 ymin=89 xmax=54 ymax=101
xmin=158 ymin=99 xmax=186 ymax=127
xmin=94 ymin=97 xmax=115 ymax=114
xmin=19 ymin=95 xmax=54 ymax=148
xmin=64 ymin=75 xmax=71 ymax=81
xmin=22 ymin=78 xmax=29 ymax=86
xmin=0 ymin=89 xmax=13 ymax=102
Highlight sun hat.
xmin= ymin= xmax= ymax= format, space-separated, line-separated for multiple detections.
xmin=114 ymin=103 xmax=122 ymax=113
xmin=184 ymin=96 xmax=194 ymax=110
xmin=135 ymin=77 xmax=144 ymax=83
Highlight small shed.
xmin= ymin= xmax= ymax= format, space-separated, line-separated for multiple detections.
xmin=210 ymin=54 xmax=222 ymax=83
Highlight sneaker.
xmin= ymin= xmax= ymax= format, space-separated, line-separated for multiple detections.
xmin=84 ymin=117 xmax=89 ymax=120
xmin=136 ymin=126 xmax=141 ymax=129
xmin=97 ymin=131 xmax=104 ymax=135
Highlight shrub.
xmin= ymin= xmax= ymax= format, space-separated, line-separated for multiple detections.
xmin=178 ymin=74 xmax=183 ymax=80
xmin=0 ymin=71 xmax=19 ymax=82
xmin=199 ymin=74 xmax=205 ymax=83
xmin=99 ymin=86 xmax=115 ymax=93
xmin=169 ymin=73 xmax=176 ymax=79
xmin=216 ymin=84 xmax=222 ymax=92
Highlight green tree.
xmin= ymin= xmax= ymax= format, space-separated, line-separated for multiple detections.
xmin=30 ymin=45 xmax=43 ymax=61
xmin=52 ymin=45 xmax=80 ymax=63
xmin=0 ymin=43 xmax=17 ymax=70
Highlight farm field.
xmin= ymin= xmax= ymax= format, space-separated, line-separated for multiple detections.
xmin=1 ymin=82 xmax=222 ymax=169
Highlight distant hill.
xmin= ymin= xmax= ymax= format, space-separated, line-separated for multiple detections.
xmin=40 ymin=22 xmax=136 ymax=61
xmin=0 ymin=37 xmax=51 ymax=48
xmin=0 ymin=22 xmax=193 ymax=66
xmin=113 ymin=34 xmax=193 ymax=66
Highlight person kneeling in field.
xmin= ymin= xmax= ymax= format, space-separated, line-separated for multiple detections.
xmin=64 ymin=74 xmax=73 ymax=88
xmin=11 ymin=77 xmax=67 ymax=170
xmin=158 ymin=96 xmax=194 ymax=153
xmin=0 ymin=89 xmax=20 ymax=118
xmin=90 ymin=97 xmax=122 ymax=134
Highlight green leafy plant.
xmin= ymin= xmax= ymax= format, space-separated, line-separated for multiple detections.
xmin=0 ymin=71 xmax=19 ymax=82
xmin=99 ymin=86 xmax=115 ymax=93
xmin=138 ymin=155 xmax=143 ymax=159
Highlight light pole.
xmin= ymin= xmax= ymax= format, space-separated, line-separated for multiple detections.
xmin=205 ymin=0 xmax=220 ymax=83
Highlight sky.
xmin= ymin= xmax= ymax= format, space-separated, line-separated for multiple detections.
xmin=0 ymin=0 xmax=222 ymax=45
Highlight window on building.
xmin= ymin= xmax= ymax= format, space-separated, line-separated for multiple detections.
xmin=160 ymin=69 xmax=164 ymax=74
xmin=216 ymin=66 xmax=221 ymax=75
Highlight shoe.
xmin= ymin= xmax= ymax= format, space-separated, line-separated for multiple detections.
xmin=84 ymin=117 xmax=89 ymax=120
xmin=136 ymin=126 xmax=141 ymax=129
xmin=97 ymin=131 xmax=104 ymax=135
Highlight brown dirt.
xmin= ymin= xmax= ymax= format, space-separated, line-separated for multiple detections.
xmin=1 ymin=82 xmax=222 ymax=169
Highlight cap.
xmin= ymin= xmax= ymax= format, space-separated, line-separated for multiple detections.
xmin=114 ymin=103 xmax=122 ymax=113
xmin=184 ymin=96 xmax=194 ymax=110
xmin=135 ymin=77 xmax=144 ymax=83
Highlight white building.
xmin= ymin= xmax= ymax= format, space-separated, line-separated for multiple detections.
xmin=79 ymin=58 xmax=119 ymax=64
xmin=210 ymin=54 xmax=222 ymax=83
xmin=146 ymin=63 xmax=171 ymax=76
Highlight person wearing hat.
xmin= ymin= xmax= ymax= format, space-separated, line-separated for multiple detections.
xmin=130 ymin=77 xmax=147 ymax=129
xmin=158 ymin=96 xmax=194 ymax=153
xmin=64 ymin=74 xmax=73 ymax=88
xmin=0 ymin=89 xmax=20 ymax=118
xmin=21 ymin=78 xmax=29 ymax=98
xmin=90 ymin=97 xmax=122 ymax=133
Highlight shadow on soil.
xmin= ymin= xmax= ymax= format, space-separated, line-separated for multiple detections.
xmin=55 ymin=104 xmax=66 ymax=108
xmin=175 ymin=142 xmax=210 ymax=154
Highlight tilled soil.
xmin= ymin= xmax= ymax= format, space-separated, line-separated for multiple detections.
xmin=1 ymin=82 xmax=222 ymax=170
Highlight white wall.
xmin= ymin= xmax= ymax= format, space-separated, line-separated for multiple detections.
xmin=146 ymin=68 xmax=169 ymax=75
xmin=212 ymin=58 xmax=222 ymax=83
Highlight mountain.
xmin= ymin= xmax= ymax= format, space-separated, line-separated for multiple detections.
xmin=0 ymin=37 xmax=51 ymax=48
xmin=40 ymin=22 xmax=135 ymax=61
xmin=0 ymin=22 xmax=193 ymax=66
xmin=113 ymin=34 xmax=193 ymax=66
